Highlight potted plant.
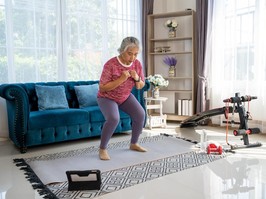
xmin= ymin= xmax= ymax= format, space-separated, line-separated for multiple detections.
xmin=163 ymin=56 xmax=177 ymax=77
xmin=146 ymin=74 xmax=169 ymax=98
xmin=165 ymin=19 xmax=178 ymax=38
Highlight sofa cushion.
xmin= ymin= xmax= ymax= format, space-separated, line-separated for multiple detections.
xmin=35 ymin=85 xmax=69 ymax=111
xmin=81 ymin=106 xmax=130 ymax=122
xmin=74 ymin=84 xmax=99 ymax=108
xmin=29 ymin=109 xmax=89 ymax=129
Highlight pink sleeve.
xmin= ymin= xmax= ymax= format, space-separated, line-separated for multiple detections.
xmin=99 ymin=61 xmax=113 ymax=84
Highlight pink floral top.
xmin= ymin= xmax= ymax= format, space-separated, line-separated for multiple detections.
xmin=97 ymin=57 xmax=144 ymax=104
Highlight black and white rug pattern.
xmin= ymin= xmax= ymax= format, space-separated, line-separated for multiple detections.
xmin=47 ymin=148 xmax=224 ymax=198
xmin=14 ymin=135 xmax=226 ymax=199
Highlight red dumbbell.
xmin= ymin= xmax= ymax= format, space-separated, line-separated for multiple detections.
xmin=207 ymin=143 xmax=223 ymax=155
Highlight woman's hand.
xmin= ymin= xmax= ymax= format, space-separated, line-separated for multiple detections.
xmin=121 ymin=70 xmax=131 ymax=81
xmin=99 ymin=71 xmax=130 ymax=92
xmin=129 ymin=70 xmax=144 ymax=89
xmin=129 ymin=70 xmax=139 ymax=81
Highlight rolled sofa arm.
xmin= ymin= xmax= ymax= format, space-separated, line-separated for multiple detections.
xmin=140 ymin=79 xmax=151 ymax=107
xmin=131 ymin=79 xmax=151 ymax=127
xmin=0 ymin=84 xmax=29 ymax=152
xmin=131 ymin=79 xmax=151 ymax=106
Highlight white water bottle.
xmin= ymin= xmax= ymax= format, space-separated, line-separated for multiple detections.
xmin=200 ymin=129 xmax=207 ymax=151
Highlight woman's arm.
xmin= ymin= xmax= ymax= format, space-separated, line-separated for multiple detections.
xmin=130 ymin=70 xmax=145 ymax=89
xmin=99 ymin=70 xmax=131 ymax=92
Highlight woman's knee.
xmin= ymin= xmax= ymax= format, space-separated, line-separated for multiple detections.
xmin=133 ymin=108 xmax=145 ymax=122
xmin=139 ymin=108 xmax=145 ymax=119
xmin=106 ymin=115 xmax=120 ymax=126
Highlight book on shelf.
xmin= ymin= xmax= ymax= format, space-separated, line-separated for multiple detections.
xmin=188 ymin=99 xmax=193 ymax=116
xmin=178 ymin=99 xmax=182 ymax=115
xmin=177 ymin=99 xmax=193 ymax=116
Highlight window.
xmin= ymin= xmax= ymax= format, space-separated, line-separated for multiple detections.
xmin=0 ymin=0 xmax=141 ymax=83
xmin=224 ymin=0 xmax=255 ymax=81
xmin=208 ymin=0 xmax=266 ymax=128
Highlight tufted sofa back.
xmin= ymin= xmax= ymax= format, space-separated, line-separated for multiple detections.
xmin=16 ymin=81 xmax=99 ymax=111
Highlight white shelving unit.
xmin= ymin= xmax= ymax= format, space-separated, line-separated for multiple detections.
xmin=147 ymin=10 xmax=196 ymax=121
xmin=145 ymin=97 xmax=168 ymax=129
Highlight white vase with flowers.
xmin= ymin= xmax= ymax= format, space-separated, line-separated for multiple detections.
xmin=146 ymin=74 xmax=169 ymax=98
xmin=165 ymin=19 xmax=178 ymax=38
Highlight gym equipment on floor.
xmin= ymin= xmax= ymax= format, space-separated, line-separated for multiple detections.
xmin=180 ymin=92 xmax=262 ymax=150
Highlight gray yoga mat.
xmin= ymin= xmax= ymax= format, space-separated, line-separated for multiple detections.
xmin=25 ymin=135 xmax=195 ymax=185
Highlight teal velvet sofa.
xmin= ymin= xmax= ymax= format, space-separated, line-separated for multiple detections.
xmin=0 ymin=80 xmax=150 ymax=153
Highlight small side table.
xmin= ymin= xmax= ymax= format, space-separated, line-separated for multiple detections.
xmin=145 ymin=97 xmax=168 ymax=129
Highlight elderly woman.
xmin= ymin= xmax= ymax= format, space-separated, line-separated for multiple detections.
xmin=97 ymin=36 xmax=147 ymax=160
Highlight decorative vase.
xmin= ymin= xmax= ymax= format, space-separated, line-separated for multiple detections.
xmin=153 ymin=87 xmax=160 ymax=99
xmin=168 ymin=66 xmax=175 ymax=77
xmin=168 ymin=29 xmax=176 ymax=38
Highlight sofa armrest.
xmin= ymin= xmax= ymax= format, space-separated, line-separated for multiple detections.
xmin=0 ymin=84 xmax=29 ymax=151
xmin=131 ymin=79 xmax=150 ymax=101
xmin=131 ymin=79 xmax=150 ymax=111
xmin=140 ymin=79 xmax=150 ymax=106
xmin=143 ymin=79 xmax=151 ymax=92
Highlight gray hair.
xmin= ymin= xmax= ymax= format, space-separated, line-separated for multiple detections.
xmin=118 ymin=37 xmax=140 ymax=54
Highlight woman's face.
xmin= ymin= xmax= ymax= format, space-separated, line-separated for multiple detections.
xmin=121 ymin=47 xmax=139 ymax=65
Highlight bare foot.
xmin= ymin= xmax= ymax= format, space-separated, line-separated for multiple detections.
xmin=130 ymin=144 xmax=147 ymax=152
xmin=99 ymin=149 xmax=110 ymax=160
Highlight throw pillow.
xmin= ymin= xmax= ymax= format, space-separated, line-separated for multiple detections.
xmin=35 ymin=85 xmax=69 ymax=111
xmin=74 ymin=84 xmax=99 ymax=108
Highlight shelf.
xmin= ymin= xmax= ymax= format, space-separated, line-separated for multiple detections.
xmin=166 ymin=114 xmax=189 ymax=121
xmin=164 ymin=77 xmax=193 ymax=80
xmin=160 ymin=90 xmax=192 ymax=93
xmin=150 ymin=37 xmax=192 ymax=42
xmin=145 ymin=97 xmax=167 ymax=129
xmin=148 ymin=10 xmax=194 ymax=19
xmin=149 ymin=51 xmax=192 ymax=55
xmin=147 ymin=10 xmax=196 ymax=121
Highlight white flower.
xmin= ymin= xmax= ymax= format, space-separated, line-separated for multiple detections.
xmin=146 ymin=74 xmax=169 ymax=88
xmin=165 ymin=19 xmax=178 ymax=31
xmin=165 ymin=20 xmax=172 ymax=26
xmin=171 ymin=21 xmax=178 ymax=28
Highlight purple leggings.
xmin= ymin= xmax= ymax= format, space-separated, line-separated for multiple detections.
xmin=97 ymin=93 xmax=145 ymax=149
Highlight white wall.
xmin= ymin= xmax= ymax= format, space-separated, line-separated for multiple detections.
xmin=154 ymin=0 xmax=196 ymax=14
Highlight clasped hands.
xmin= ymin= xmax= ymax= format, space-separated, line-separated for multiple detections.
xmin=121 ymin=70 xmax=139 ymax=82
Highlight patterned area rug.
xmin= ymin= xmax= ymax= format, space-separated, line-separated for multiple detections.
xmin=14 ymin=135 xmax=226 ymax=199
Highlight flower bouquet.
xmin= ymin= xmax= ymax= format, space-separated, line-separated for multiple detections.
xmin=146 ymin=74 xmax=169 ymax=88
xmin=163 ymin=56 xmax=177 ymax=77
xmin=163 ymin=56 xmax=177 ymax=67
xmin=165 ymin=19 xmax=178 ymax=38
xmin=146 ymin=74 xmax=169 ymax=98
xmin=165 ymin=19 xmax=178 ymax=31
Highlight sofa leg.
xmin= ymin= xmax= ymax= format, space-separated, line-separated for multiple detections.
xmin=20 ymin=147 xmax=27 ymax=153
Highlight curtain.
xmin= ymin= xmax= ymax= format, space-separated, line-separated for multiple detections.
xmin=141 ymin=0 xmax=154 ymax=76
xmin=207 ymin=0 xmax=266 ymax=133
xmin=196 ymin=0 xmax=209 ymax=113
